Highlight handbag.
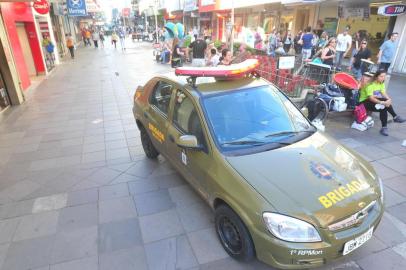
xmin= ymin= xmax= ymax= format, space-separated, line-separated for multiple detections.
xmin=354 ymin=103 xmax=367 ymax=124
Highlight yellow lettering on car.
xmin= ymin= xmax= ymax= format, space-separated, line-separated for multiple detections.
xmin=148 ymin=123 xmax=165 ymax=143
xmin=318 ymin=180 xmax=369 ymax=209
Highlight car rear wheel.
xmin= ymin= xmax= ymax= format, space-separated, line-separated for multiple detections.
xmin=215 ymin=205 xmax=255 ymax=262
xmin=140 ymin=127 xmax=159 ymax=159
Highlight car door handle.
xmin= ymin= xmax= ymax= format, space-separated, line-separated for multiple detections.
xmin=144 ymin=112 xmax=149 ymax=119
xmin=169 ymin=134 xmax=175 ymax=142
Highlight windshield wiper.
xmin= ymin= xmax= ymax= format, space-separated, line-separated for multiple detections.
xmin=221 ymin=140 xmax=266 ymax=146
xmin=265 ymin=130 xmax=314 ymax=138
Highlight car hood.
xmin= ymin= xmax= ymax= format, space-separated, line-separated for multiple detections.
xmin=225 ymin=132 xmax=380 ymax=228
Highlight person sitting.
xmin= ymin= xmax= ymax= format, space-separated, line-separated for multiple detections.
xmin=171 ymin=38 xmax=184 ymax=68
xmin=218 ymin=49 xmax=233 ymax=66
xmin=359 ymin=70 xmax=405 ymax=136
xmin=206 ymin=48 xmax=220 ymax=67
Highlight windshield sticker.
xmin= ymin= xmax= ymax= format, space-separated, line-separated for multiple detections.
xmin=290 ymin=250 xmax=323 ymax=256
xmin=318 ymin=180 xmax=370 ymax=208
xmin=181 ymin=150 xmax=187 ymax=165
xmin=310 ymin=162 xmax=334 ymax=180
xmin=148 ymin=123 xmax=165 ymax=143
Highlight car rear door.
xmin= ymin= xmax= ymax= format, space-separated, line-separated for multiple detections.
xmin=167 ymin=89 xmax=212 ymax=199
xmin=144 ymin=80 xmax=175 ymax=155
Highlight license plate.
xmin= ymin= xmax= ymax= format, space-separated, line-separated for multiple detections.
xmin=343 ymin=227 xmax=373 ymax=256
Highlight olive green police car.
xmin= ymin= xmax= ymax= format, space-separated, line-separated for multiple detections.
xmin=132 ymin=60 xmax=384 ymax=269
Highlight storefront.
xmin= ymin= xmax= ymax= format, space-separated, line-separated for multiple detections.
xmin=0 ymin=2 xmax=46 ymax=90
xmin=199 ymin=0 xmax=216 ymax=40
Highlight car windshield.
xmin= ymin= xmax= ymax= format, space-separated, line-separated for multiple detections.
xmin=202 ymin=85 xmax=314 ymax=152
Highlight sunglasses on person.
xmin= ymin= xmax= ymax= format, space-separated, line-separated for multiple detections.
xmin=361 ymin=42 xmax=367 ymax=45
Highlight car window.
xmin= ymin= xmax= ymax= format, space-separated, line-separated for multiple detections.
xmin=149 ymin=81 xmax=173 ymax=115
xmin=173 ymin=90 xmax=206 ymax=146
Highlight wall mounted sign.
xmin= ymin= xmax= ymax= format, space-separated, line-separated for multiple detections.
xmin=33 ymin=0 xmax=50 ymax=15
xmin=378 ymin=4 xmax=406 ymax=16
xmin=67 ymin=0 xmax=87 ymax=17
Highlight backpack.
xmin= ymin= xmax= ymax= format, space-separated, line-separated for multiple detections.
xmin=354 ymin=103 xmax=367 ymax=124
xmin=46 ymin=43 xmax=54 ymax=53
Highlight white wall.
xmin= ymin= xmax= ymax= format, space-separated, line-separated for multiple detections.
xmin=392 ymin=15 xmax=406 ymax=74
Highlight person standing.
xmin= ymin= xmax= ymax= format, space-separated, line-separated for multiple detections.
xmin=283 ymin=30 xmax=293 ymax=54
xmin=66 ymin=34 xmax=75 ymax=59
xmin=300 ymin=27 xmax=314 ymax=62
xmin=188 ymin=35 xmax=207 ymax=67
xmin=294 ymin=30 xmax=303 ymax=54
xmin=335 ymin=27 xmax=352 ymax=69
xmin=350 ymin=40 xmax=371 ymax=81
xmin=111 ymin=31 xmax=118 ymax=49
xmin=99 ymin=30 xmax=105 ymax=48
xmin=92 ymin=30 xmax=99 ymax=48
xmin=377 ymin=32 xmax=398 ymax=72
xmin=119 ymin=29 xmax=126 ymax=51
xmin=85 ymin=29 xmax=92 ymax=46
xmin=321 ymin=38 xmax=336 ymax=67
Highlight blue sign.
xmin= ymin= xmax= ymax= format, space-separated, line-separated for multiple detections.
xmin=67 ymin=0 xmax=87 ymax=17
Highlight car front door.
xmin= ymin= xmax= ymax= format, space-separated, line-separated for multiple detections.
xmin=145 ymin=80 xmax=174 ymax=155
xmin=167 ymin=89 xmax=212 ymax=200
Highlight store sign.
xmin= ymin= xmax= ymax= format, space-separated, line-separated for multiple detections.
xmin=33 ymin=0 xmax=50 ymax=15
xmin=184 ymin=0 xmax=197 ymax=12
xmin=378 ymin=4 xmax=406 ymax=16
xmin=67 ymin=0 xmax=87 ymax=17
xmin=279 ymin=56 xmax=295 ymax=70
xmin=201 ymin=0 xmax=215 ymax=6
xmin=122 ymin=8 xmax=131 ymax=17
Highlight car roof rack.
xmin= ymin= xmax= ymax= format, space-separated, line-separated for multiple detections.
xmin=175 ymin=59 xmax=260 ymax=87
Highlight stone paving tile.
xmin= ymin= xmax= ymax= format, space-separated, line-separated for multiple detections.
xmin=154 ymin=172 xmax=187 ymax=189
xmin=200 ymin=257 xmax=272 ymax=270
xmin=2 ymin=235 xmax=54 ymax=270
xmin=0 ymin=243 xmax=10 ymax=270
xmin=356 ymin=248 xmax=406 ymax=270
xmin=370 ymin=161 xmax=400 ymax=180
xmin=125 ymin=159 xmax=160 ymax=178
xmin=99 ymin=183 xmax=129 ymax=201
xmin=134 ymin=189 xmax=175 ymax=216
xmin=139 ymin=209 xmax=184 ymax=243
xmin=128 ymin=178 xmax=159 ymax=195
xmin=98 ymin=217 xmax=142 ymax=254
xmin=383 ymin=185 xmax=406 ymax=207
xmin=13 ymin=211 xmax=59 ymax=242
xmin=99 ymin=246 xmax=148 ymax=270
xmin=0 ymin=218 xmax=20 ymax=244
xmin=1 ymin=179 xmax=41 ymax=201
xmin=375 ymin=214 xmax=406 ymax=247
xmin=81 ymin=150 xmax=106 ymax=164
xmin=378 ymin=156 xmax=406 ymax=174
xmin=387 ymin=202 xmax=406 ymax=224
xmin=51 ymin=226 xmax=98 ymax=264
xmin=385 ymin=175 xmax=406 ymax=197
xmin=57 ymin=203 xmax=98 ymax=232
xmin=187 ymin=228 xmax=229 ymax=265
xmin=393 ymin=242 xmax=406 ymax=260
xmin=32 ymin=193 xmax=68 ymax=214
xmin=144 ymin=235 xmax=198 ymax=270
xmin=50 ymin=256 xmax=98 ymax=270
xmin=0 ymin=199 xmax=35 ymax=219
xmin=99 ymin=196 xmax=137 ymax=224
xmin=66 ymin=188 xmax=98 ymax=207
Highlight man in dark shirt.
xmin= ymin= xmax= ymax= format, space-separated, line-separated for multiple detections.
xmin=351 ymin=40 xmax=371 ymax=80
xmin=189 ymin=34 xmax=207 ymax=67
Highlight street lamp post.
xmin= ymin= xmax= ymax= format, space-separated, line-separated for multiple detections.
xmin=154 ymin=0 xmax=159 ymax=43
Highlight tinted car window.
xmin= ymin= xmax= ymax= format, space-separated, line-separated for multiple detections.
xmin=173 ymin=90 xmax=205 ymax=146
xmin=150 ymin=81 xmax=173 ymax=115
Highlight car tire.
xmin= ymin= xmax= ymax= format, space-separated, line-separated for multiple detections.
xmin=215 ymin=204 xmax=255 ymax=262
xmin=140 ymin=126 xmax=159 ymax=159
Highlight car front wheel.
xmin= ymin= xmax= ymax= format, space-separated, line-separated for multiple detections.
xmin=140 ymin=126 xmax=159 ymax=159
xmin=215 ymin=205 xmax=255 ymax=262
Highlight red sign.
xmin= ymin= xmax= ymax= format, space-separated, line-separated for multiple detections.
xmin=33 ymin=0 xmax=50 ymax=15
xmin=378 ymin=4 xmax=406 ymax=16
xmin=122 ymin=8 xmax=131 ymax=17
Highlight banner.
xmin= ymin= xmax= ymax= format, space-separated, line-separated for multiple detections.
xmin=67 ymin=0 xmax=87 ymax=17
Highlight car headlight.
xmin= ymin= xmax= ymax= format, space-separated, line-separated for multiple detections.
xmin=263 ymin=213 xmax=321 ymax=242
xmin=378 ymin=177 xmax=384 ymax=204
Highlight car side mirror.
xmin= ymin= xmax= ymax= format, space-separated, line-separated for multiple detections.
xmin=176 ymin=135 xmax=203 ymax=150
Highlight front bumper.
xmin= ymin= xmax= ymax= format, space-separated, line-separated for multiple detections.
xmin=252 ymin=202 xmax=384 ymax=269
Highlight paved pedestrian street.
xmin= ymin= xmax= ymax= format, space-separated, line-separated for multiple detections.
xmin=0 ymin=41 xmax=405 ymax=270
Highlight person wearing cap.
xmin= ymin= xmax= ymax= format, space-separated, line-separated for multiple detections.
xmin=377 ymin=32 xmax=398 ymax=72
xmin=335 ymin=26 xmax=352 ymax=69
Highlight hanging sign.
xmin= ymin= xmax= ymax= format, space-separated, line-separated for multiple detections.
xmin=33 ymin=0 xmax=50 ymax=15
xmin=378 ymin=4 xmax=406 ymax=16
xmin=67 ymin=0 xmax=87 ymax=16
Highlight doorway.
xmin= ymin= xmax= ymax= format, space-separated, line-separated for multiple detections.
xmin=0 ymin=71 xmax=10 ymax=112
xmin=16 ymin=23 xmax=37 ymax=76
